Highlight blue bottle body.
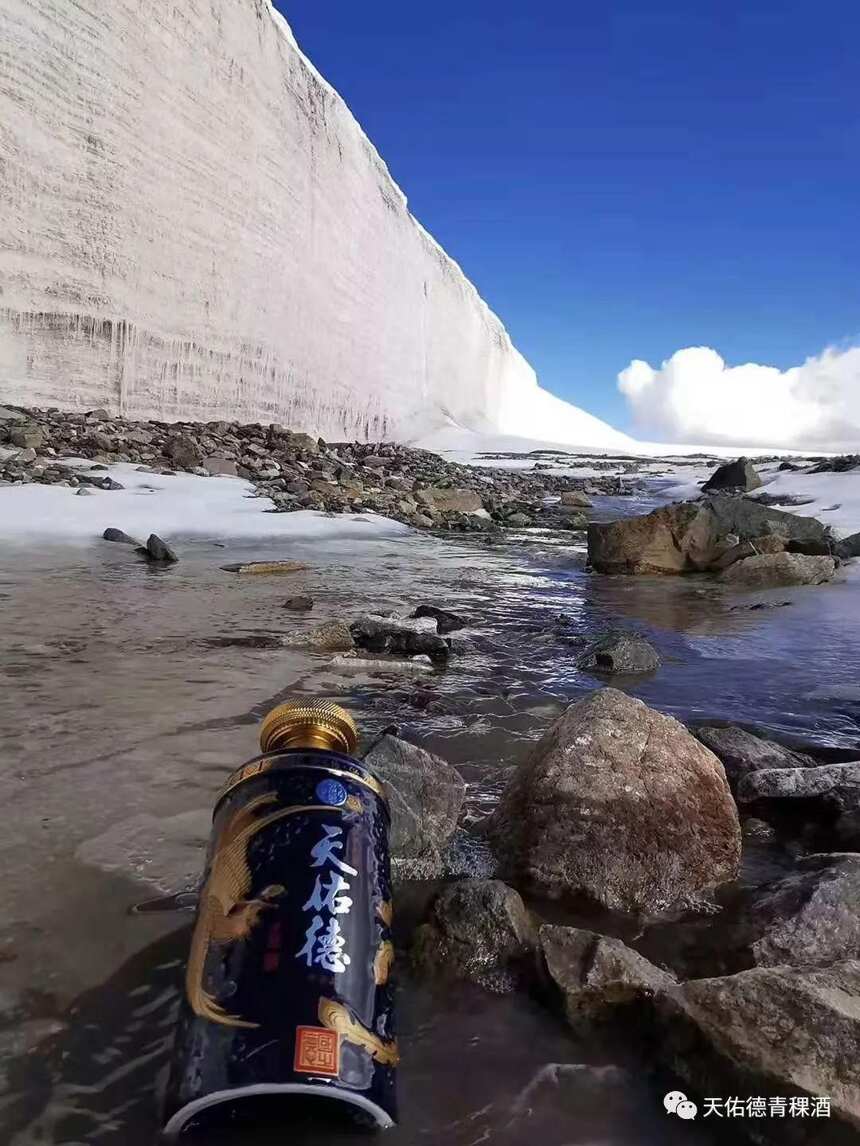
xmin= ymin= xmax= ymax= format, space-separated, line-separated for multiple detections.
xmin=163 ymin=747 xmax=396 ymax=1137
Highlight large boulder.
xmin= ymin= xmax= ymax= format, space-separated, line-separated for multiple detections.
xmin=577 ymin=630 xmax=661 ymax=675
xmin=363 ymin=733 xmax=466 ymax=866
xmin=740 ymin=854 xmax=860 ymax=969
xmin=694 ymin=725 xmax=818 ymax=787
xmin=413 ymin=880 xmax=536 ymax=992
xmin=488 ymin=689 xmax=741 ymax=913
xmin=587 ymin=496 xmax=831 ymax=575
xmin=540 ymin=925 xmax=675 ymax=1026
xmin=720 ymin=552 xmax=836 ymax=588
xmin=702 ymin=457 xmax=763 ymax=492
xmin=654 ymin=961 xmax=860 ymax=1143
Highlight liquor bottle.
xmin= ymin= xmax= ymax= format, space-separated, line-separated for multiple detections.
xmin=162 ymin=700 xmax=397 ymax=1138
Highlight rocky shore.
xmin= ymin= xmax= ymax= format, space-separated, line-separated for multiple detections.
xmin=0 ymin=404 xmax=626 ymax=533
xmin=377 ymin=689 xmax=860 ymax=1144
xmin=3 ymin=408 xmax=859 ymax=1143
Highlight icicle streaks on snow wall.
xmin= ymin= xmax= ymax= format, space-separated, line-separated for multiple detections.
xmin=0 ymin=0 xmax=626 ymax=449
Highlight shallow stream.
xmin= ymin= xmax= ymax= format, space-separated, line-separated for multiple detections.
xmin=1 ymin=488 xmax=858 ymax=1145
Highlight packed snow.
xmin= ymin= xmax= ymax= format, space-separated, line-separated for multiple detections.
xmin=0 ymin=463 xmax=410 ymax=546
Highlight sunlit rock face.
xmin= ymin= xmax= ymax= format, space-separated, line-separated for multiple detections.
xmin=0 ymin=0 xmax=561 ymax=440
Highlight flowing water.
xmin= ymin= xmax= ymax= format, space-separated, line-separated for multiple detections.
xmin=1 ymin=490 xmax=859 ymax=1145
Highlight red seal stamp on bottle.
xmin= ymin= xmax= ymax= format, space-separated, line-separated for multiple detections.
xmin=294 ymin=1026 xmax=340 ymax=1076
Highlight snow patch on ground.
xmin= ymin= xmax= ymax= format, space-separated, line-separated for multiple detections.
xmin=659 ymin=466 xmax=860 ymax=538
xmin=754 ymin=471 xmax=860 ymax=537
xmin=0 ymin=463 xmax=410 ymax=546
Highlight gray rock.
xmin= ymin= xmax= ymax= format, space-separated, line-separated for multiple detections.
xmin=560 ymin=490 xmax=593 ymax=507
xmin=413 ymin=879 xmax=536 ymax=992
xmin=363 ymin=733 xmax=465 ymax=861
xmin=702 ymin=457 xmax=763 ymax=492
xmin=410 ymin=604 xmax=468 ymax=633
xmin=0 ymin=406 xmax=26 ymax=422
xmin=285 ymin=432 xmax=319 ymax=454
xmin=9 ymin=423 xmax=44 ymax=449
xmin=350 ymin=614 xmax=450 ymax=662
xmin=102 ymin=527 xmax=140 ymax=546
xmin=742 ymin=854 xmax=860 ymax=969
xmin=653 ymin=961 xmax=860 ymax=1142
xmin=145 ymin=534 xmax=179 ymax=563
xmin=837 ymin=532 xmax=860 ymax=560
xmin=506 ymin=512 xmax=533 ymax=527
xmin=695 ymin=725 xmax=818 ymax=787
xmin=738 ymin=760 xmax=860 ymax=807
xmin=540 ymin=925 xmax=675 ymax=1026
xmin=202 ymin=456 xmax=238 ymax=476
xmin=557 ymin=509 xmax=589 ymax=529
xmin=124 ymin=428 xmax=154 ymax=445
xmin=720 ymin=552 xmax=835 ymax=587
xmin=588 ymin=496 xmax=831 ymax=575
xmin=577 ymin=631 xmax=660 ymax=675
xmin=282 ymin=595 xmax=314 ymax=611
xmin=488 ymin=688 xmax=740 ymax=913
xmin=165 ymin=436 xmax=202 ymax=468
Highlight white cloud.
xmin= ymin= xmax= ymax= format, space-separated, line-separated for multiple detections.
xmin=617 ymin=345 xmax=860 ymax=450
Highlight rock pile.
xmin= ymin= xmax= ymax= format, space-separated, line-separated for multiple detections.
xmin=587 ymin=495 xmax=836 ymax=578
xmin=0 ymin=404 xmax=627 ymax=533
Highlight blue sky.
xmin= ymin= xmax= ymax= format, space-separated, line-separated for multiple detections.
xmin=276 ymin=1 xmax=859 ymax=432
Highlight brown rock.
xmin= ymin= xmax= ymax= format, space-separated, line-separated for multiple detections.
xmin=288 ymin=620 xmax=354 ymax=651
xmin=165 ymin=436 xmax=202 ymax=468
xmin=416 ymin=487 xmax=483 ymax=514
xmin=560 ymin=491 xmax=593 ymax=508
xmin=720 ymin=552 xmax=836 ymax=587
xmin=488 ymin=688 xmax=740 ymax=912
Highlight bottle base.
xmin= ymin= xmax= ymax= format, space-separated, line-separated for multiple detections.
xmin=162 ymin=1083 xmax=395 ymax=1139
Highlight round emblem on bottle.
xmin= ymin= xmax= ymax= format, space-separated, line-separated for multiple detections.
xmin=316 ymin=778 xmax=348 ymax=806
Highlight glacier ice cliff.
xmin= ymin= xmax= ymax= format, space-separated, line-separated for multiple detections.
xmin=0 ymin=0 xmax=629 ymax=447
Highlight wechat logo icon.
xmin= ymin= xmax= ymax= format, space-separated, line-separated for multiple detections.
xmin=664 ymin=1091 xmax=698 ymax=1120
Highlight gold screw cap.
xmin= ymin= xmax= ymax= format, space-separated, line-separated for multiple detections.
xmin=259 ymin=700 xmax=358 ymax=755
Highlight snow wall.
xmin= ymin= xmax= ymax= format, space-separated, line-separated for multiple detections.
xmin=0 ymin=0 xmax=628 ymax=447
